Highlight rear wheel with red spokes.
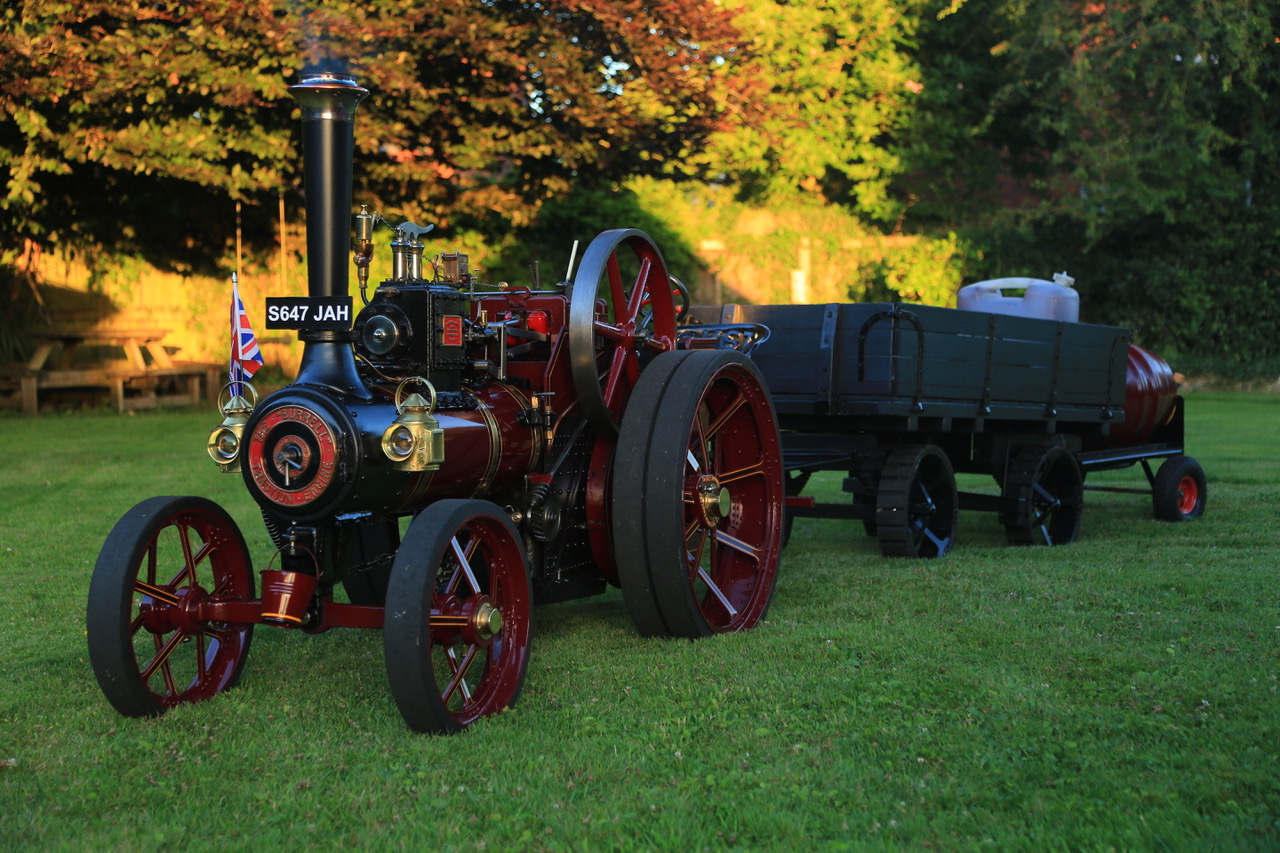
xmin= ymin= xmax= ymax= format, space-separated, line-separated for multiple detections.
xmin=613 ymin=350 xmax=784 ymax=637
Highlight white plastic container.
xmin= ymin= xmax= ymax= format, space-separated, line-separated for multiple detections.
xmin=957 ymin=272 xmax=1079 ymax=322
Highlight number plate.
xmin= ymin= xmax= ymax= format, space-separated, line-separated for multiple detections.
xmin=265 ymin=297 xmax=354 ymax=331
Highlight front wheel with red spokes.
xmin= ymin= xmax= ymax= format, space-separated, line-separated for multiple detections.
xmin=568 ymin=229 xmax=677 ymax=437
xmin=87 ymin=496 xmax=255 ymax=718
xmin=383 ymin=500 xmax=533 ymax=733
xmin=613 ymin=350 xmax=784 ymax=637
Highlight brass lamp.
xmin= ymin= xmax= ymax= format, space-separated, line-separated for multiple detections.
xmin=207 ymin=383 xmax=257 ymax=473
xmin=381 ymin=377 xmax=445 ymax=472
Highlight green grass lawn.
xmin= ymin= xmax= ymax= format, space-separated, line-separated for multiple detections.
xmin=1 ymin=393 xmax=1277 ymax=850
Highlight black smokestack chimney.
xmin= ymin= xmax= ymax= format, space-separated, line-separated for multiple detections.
xmin=288 ymin=71 xmax=370 ymax=396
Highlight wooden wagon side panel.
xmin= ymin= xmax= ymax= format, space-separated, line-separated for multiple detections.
xmin=690 ymin=302 xmax=1130 ymax=426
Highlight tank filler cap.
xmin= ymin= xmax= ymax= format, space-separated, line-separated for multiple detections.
xmin=1052 ymin=271 xmax=1075 ymax=287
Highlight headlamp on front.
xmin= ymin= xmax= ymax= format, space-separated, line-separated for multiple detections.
xmin=207 ymin=384 xmax=257 ymax=473
xmin=381 ymin=378 xmax=444 ymax=473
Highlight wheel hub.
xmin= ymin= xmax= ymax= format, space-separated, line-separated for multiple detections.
xmin=139 ymin=585 xmax=209 ymax=636
xmin=473 ymin=602 xmax=504 ymax=641
xmin=694 ymin=475 xmax=731 ymax=526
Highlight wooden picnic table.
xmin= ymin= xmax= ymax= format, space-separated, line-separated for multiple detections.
xmin=1 ymin=327 xmax=220 ymax=416
xmin=25 ymin=326 xmax=175 ymax=372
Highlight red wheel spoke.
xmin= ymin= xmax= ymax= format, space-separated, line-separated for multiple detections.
xmin=624 ymin=258 xmax=653 ymax=323
xmin=134 ymin=580 xmax=180 ymax=606
xmin=140 ymin=630 xmax=186 ymax=686
xmin=601 ymin=346 xmax=630 ymax=409
xmin=712 ymin=529 xmax=763 ymax=561
xmin=622 ymin=348 xmax=641 ymax=388
xmin=442 ymin=644 xmax=480 ymax=705
xmin=715 ymin=459 xmax=767 ymax=486
xmin=445 ymin=534 xmax=481 ymax=596
xmin=684 ymin=521 xmax=709 ymax=565
xmin=176 ymin=524 xmax=198 ymax=587
xmin=703 ymin=392 xmax=748 ymax=441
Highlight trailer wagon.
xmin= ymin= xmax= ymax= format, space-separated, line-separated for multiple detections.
xmin=683 ymin=300 xmax=1206 ymax=557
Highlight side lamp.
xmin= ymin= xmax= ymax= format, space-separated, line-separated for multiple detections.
xmin=381 ymin=376 xmax=445 ymax=473
xmin=207 ymin=383 xmax=258 ymax=473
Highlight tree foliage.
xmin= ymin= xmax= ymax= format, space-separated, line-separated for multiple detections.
xmin=0 ymin=0 xmax=760 ymax=271
xmin=3 ymin=0 xmax=1279 ymax=377
xmin=899 ymin=0 xmax=1280 ymax=376
xmin=695 ymin=0 xmax=925 ymax=222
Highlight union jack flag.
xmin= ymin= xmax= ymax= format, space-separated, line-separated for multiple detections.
xmin=230 ymin=273 xmax=264 ymax=396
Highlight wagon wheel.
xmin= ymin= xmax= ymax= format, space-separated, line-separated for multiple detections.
xmin=383 ymin=500 xmax=532 ymax=733
xmin=613 ymin=350 xmax=784 ymax=637
xmin=568 ymin=229 xmax=678 ymax=437
xmin=876 ymin=445 xmax=957 ymax=558
xmin=87 ymin=496 xmax=255 ymax=717
xmin=1000 ymin=447 xmax=1084 ymax=546
xmin=1152 ymin=454 xmax=1207 ymax=521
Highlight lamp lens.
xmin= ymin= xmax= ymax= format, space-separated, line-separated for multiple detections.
xmin=215 ymin=430 xmax=240 ymax=459
xmin=389 ymin=425 xmax=415 ymax=458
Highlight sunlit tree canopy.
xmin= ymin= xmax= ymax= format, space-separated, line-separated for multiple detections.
xmin=0 ymin=0 xmax=762 ymax=266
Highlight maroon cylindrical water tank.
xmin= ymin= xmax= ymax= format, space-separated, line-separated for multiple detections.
xmin=1106 ymin=344 xmax=1178 ymax=447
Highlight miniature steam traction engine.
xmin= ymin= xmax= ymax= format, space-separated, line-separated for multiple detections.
xmin=86 ymin=72 xmax=785 ymax=733
xmin=86 ymin=70 xmax=1207 ymax=736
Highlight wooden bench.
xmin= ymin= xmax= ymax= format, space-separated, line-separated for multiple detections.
xmin=0 ymin=362 xmax=222 ymax=415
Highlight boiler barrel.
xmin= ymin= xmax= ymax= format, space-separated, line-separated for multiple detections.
xmin=1106 ymin=344 xmax=1178 ymax=447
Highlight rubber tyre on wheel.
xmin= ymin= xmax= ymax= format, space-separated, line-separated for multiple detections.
xmin=1000 ymin=447 xmax=1084 ymax=546
xmin=86 ymin=495 xmax=255 ymax=718
xmin=1152 ymin=454 xmax=1207 ymax=521
xmin=612 ymin=350 xmax=696 ymax=636
xmin=876 ymin=445 xmax=958 ymax=558
xmin=612 ymin=350 xmax=784 ymax=638
xmin=383 ymin=500 xmax=533 ymax=733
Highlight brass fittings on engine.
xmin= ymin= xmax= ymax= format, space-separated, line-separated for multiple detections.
xmin=381 ymin=377 xmax=445 ymax=473
xmin=207 ymin=383 xmax=258 ymax=473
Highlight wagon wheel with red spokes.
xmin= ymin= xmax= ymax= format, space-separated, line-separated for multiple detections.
xmin=612 ymin=350 xmax=784 ymax=637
